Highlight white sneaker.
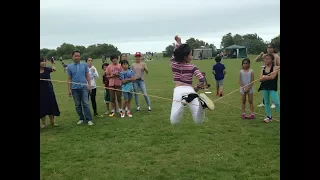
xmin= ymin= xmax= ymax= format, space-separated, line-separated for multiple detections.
xmin=199 ymin=93 xmax=215 ymax=110
xmin=136 ymin=107 xmax=140 ymax=111
xmin=271 ymin=103 xmax=276 ymax=109
xmin=257 ymin=103 xmax=265 ymax=107
xmin=127 ymin=111 xmax=132 ymax=117
xmin=148 ymin=106 xmax=151 ymax=112
xmin=88 ymin=121 xmax=94 ymax=126
xmin=120 ymin=111 xmax=125 ymax=118
xmin=77 ymin=120 xmax=84 ymax=124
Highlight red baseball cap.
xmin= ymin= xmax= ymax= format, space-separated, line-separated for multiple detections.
xmin=134 ymin=52 xmax=142 ymax=57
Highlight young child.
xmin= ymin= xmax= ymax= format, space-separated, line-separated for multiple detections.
xmin=258 ymin=53 xmax=280 ymax=123
xmin=256 ymin=43 xmax=280 ymax=108
xmin=212 ymin=56 xmax=226 ymax=97
xmin=106 ymin=55 xmax=123 ymax=117
xmin=102 ymin=63 xmax=111 ymax=115
xmin=239 ymin=58 xmax=255 ymax=119
xmin=86 ymin=58 xmax=99 ymax=117
xmin=119 ymin=60 xmax=135 ymax=118
xmin=40 ymin=57 xmax=60 ymax=128
xmin=62 ymin=62 xmax=68 ymax=73
xmin=169 ymin=35 xmax=215 ymax=125
xmin=201 ymin=72 xmax=211 ymax=90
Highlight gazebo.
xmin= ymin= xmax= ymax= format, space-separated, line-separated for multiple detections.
xmin=225 ymin=44 xmax=247 ymax=58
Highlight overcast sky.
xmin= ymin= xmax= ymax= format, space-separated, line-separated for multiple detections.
xmin=40 ymin=0 xmax=280 ymax=53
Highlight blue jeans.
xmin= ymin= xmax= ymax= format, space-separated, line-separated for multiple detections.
xmin=72 ymin=88 xmax=92 ymax=121
xmin=133 ymin=79 xmax=151 ymax=107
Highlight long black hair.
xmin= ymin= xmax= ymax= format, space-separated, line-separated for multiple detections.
xmin=173 ymin=44 xmax=191 ymax=63
xmin=241 ymin=58 xmax=250 ymax=69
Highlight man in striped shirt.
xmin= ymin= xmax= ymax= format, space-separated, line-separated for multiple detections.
xmin=169 ymin=35 xmax=215 ymax=125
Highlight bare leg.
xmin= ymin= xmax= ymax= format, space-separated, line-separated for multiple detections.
xmin=106 ymin=103 xmax=110 ymax=111
xmin=49 ymin=115 xmax=58 ymax=126
xmin=41 ymin=116 xmax=46 ymax=128
xmin=241 ymin=94 xmax=246 ymax=114
xmin=216 ymin=85 xmax=219 ymax=95
xmin=127 ymin=99 xmax=131 ymax=111
xmin=122 ymin=100 xmax=127 ymax=110
xmin=248 ymin=93 xmax=254 ymax=114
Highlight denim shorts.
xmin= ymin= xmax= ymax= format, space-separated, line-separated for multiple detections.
xmin=123 ymin=92 xmax=133 ymax=100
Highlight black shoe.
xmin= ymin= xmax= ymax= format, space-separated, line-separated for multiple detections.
xmin=181 ymin=93 xmax=199 ymax=106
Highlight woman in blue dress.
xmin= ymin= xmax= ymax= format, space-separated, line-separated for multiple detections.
xmin=40 ymin=57 xmax=60 ymax=128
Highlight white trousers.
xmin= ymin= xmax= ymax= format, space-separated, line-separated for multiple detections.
xmin=170 ymin=86 xmax=205 ymax=125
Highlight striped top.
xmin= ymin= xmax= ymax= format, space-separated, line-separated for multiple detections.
xmin=170 ymin=43 xmax=204 ymax=86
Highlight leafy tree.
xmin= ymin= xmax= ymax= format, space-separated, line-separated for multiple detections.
xmin=164 ymin=37 xmax=216 ymax=57
xmin=40 ymin=43 xmax=121 ymax=60
xmin=271 ymin=35 xmax=280 ymax=52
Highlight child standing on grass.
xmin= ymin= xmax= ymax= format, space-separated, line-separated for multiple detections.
xmin=169 ymin=35 xmax=215 ymax=125
xmin=40 ymin=57 xmax=60 ymax=128
xmin=86 ymin=58 xmax=99 ymax=117
xmin=106 ymin=55 xmax=123 ymax=117
xmin=239 ymin=58 xmax=255 ymax=119
xmin=119 ymin=60 xmax=135 ymax=118
xmin=212 ymin=56 xmax=226 ymax=97
xmin=258 ymin=53 xmax=280 ymax=123
xmin=102 ymin=63 xmax=111 ymax=115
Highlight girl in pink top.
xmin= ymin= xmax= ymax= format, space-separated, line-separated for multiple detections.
xmin=106 ymin=55 xmax=123 ymax=117
xmin=169 ymin=36 xmax=215 ymax=125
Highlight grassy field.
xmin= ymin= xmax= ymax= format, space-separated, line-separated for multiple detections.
xmin=40 ymin=55 xmax=280 ymax=180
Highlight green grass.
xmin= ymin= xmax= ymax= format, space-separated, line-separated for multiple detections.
xmin=40 ymin=55 xmax=280 ymax=180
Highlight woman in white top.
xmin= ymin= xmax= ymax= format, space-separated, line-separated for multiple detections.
xmin=86 ymin=58 xmax=99 ymax=116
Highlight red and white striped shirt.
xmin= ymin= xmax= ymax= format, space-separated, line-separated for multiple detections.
xmin=170 ymin=43 xmax=204 ymax=86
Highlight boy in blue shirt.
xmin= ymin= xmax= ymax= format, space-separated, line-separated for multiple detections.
xmin=119 ymin=60 xmax=135 ymax=118
xmin=212 ymin=56 xmax=226 ymax=97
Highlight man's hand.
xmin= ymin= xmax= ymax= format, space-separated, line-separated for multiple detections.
xmin=259 ymin=52 xmax=264 ymax=57
xmin=88 ymin=85 xmax=92 ymax=94
xmin=68 ymin=89 xmax=72 ymax=97
xmin=52 ymin=66 xmax=56 ymax=72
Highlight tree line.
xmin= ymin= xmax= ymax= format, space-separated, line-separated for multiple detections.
xmin=40 ymin=33 xmax=280 ymax=59
xmin=164 ymin=33 xmax=280 ymax=57
xmin=40 ymin=43 xmax=122 ymax=60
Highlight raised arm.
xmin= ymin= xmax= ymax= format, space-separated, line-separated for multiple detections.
xmin=170 ymin=36 xmax=182 ymax=62
xmin=255 ymin=52 xmax=266 ymax=62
